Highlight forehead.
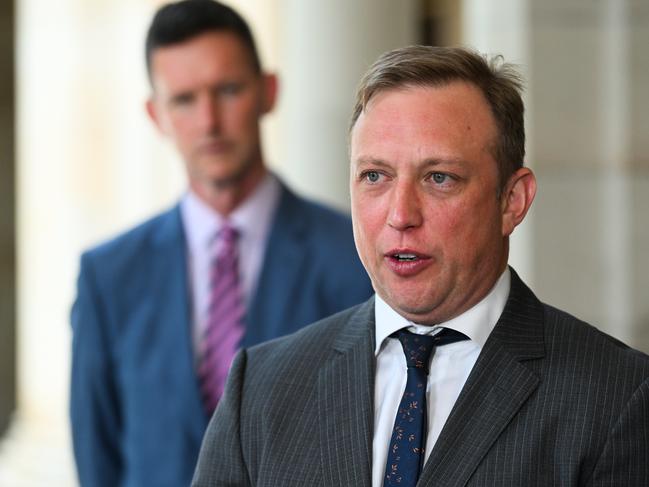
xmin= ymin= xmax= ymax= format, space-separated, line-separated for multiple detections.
xmin=149 ymin=31 xmax=256 ymax=92
xmin=350 ymin=82 xmax=497 ymax=162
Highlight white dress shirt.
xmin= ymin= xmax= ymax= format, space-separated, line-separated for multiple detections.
xmin=371 ymin=268 xmax=511 ymax=487
xmin=180 ymin=173 xmax=281 ymax=355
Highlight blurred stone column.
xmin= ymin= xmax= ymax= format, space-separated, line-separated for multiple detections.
xmin=273 ymin=0 xmax=419 ymax=211
xmin=462 ymin=0 xmax=535 ymax=284
xmin=528 ymin=0 xmax=649 ymax=351
xmin=462 ymin=0 xmax=649 ymax=352
xmin=3 ymin=0 xmax=184 ymax=484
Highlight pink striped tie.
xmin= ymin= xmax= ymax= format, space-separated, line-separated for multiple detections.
xmin=198 ymin=223 xmax=245 ymax=415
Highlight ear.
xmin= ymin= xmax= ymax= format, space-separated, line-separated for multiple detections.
xmin=501 ymin=167 xmax=537 ymax=237
xmin=146 ymin=97 xmax=164 ymax=133
xmin=260 ymin=73 xmax=278 ymax=114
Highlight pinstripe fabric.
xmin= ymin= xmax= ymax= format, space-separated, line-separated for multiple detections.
xmin=192 ymin=269 xmax=649 ymax=486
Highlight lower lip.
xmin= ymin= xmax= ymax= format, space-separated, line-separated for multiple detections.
xmin=384 ymin=255 xmax=432 ymax=277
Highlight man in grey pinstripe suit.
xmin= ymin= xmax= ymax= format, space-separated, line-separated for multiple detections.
xmin=193 ymin=46 xmax=649 ymax=486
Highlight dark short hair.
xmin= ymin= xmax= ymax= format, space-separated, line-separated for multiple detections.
xmin=350 ymin=45 xmax=525 ymax=192
xmin=145 ymin=0 xmax=261 ymax=79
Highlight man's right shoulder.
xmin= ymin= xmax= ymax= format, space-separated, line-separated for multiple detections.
xmin=82 ymin=206 xmax=181 ymax=263
xmin=77 ymin=206 xmax=184 ymax=289
xmin=244 ymin=298 xmax=374 ymax=373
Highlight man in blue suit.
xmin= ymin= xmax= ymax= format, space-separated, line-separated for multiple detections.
xmin=69 ymin=1 xmax=372 ymax=486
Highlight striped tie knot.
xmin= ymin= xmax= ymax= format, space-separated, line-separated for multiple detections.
xmin=219 ymin=224 xmax=239 ymax=245
xmin=212 ymin=224 xmax=240 ymax=278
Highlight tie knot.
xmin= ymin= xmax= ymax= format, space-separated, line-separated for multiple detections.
xmin=395 ymin=328 xmax=469 ymax=374
xmin=213 ymin=223 xmax=239 ymax=270
xmin=219 ymin=223 xmax=239 ymax=243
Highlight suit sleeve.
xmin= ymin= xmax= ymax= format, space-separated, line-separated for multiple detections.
xmin=70 ymin=253 xmax=123 ymax=486
xmin=587 ymin=377 xmax=649 ymax=486
xmin=192 ymin=349 xmax=252 ymax=487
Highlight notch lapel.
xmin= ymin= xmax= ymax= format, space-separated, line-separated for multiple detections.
xmin=418 ymin=270 xmax=545 ymax=487
xmin=151 ymin=207 xmax=207 ymax=427
xmin=245 ymin=184 xmax=308 ymax=346
xmin=317 ymin=299 xmax=376 ymax=487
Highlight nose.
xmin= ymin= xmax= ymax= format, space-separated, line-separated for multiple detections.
xmin=387 ymin=181 xmax=423 ymax=231
xmin=197 ymin=93 xmax=221 ymax=134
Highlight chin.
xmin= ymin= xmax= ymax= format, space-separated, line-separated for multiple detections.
xmin=206 ymin=166 xmax=248 ymax=187
xmin=386 ymin=293 xmax=434 ymax=318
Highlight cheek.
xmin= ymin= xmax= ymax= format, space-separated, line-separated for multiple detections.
xmin=230 ymin=97 xmax=262 ymax=130
xmin=430 ymin=197 xmax=497 ymax=253
xmin=354 ymin=191 xmax=384 ymax=223
xmin=444 ymin=198 xmax=503 ymax=259
xmin=168 ymin=114 xmax=195 ymax=140
xmin=352 ymin=197 xmax=381 ymax=254
xmin=428 ymin=199 xmax=466 ymax=238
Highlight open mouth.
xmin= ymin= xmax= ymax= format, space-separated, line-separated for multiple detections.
xmin=392 ymin=253 xmax=419 ymax=262
xmin=385 ymin=249 xmax=431 ymax=276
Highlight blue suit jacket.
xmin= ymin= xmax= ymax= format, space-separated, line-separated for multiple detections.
xmin=70 ymin=184 xmax=373 ymax=487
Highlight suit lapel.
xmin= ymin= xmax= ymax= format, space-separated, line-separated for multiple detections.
xmin=245 ymin=184 xmax=309 ymax=346
xmin=151 ymin=206 xmax=207 ymax=427
xmin=419 ymin=270 xmax=545 ymax=487
xmin=318 ymin=298 xmax=376 ymax=487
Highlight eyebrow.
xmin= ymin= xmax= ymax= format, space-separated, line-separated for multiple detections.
xmin=353 ymin=156 xmax=466 ymax=169
xmin=353 ymin=157 xmax=391 ymax=168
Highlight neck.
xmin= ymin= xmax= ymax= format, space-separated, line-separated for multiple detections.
xmin=191 ymin=164 xmax=267 ymax=217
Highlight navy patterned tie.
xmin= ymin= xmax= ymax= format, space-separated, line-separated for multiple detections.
xmin=383 ymin=328 xmax=469 ymax=487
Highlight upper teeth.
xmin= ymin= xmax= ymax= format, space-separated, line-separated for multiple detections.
xmin=396 ymin=254 xmax=417 ymax=261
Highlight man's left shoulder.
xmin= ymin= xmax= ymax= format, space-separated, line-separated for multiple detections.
xmin=543 ymin=303 xmax=649 ymax=379
xmin=276 ymin=186 xmax=365 ymax=279
xmin=279 ymin=185 xmax=353 ymax=238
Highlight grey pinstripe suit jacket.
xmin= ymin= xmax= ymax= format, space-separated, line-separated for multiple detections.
xmin=192 ymin=270 xmax=649 ymax=486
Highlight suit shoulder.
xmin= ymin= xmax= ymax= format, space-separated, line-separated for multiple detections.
xmin=279 ymin=191 xmax=367 ymax=283
xmin=300 ymin=198 xmax=352 ymax=227
xmin=82 ymin=207 xmax=180 ymax=264
xmin=247 ymin=302 xmax=368 ymax=364
xmin=233 ymin=300 xmax=372 ymax=418
xmin=292 ymin=196 xmax=362 ymax=267
xmin=77 ymin=206 xmax=184 ymax=292
xmin=542 ymin=303 xmax=649 ymax=377
xmin=282 ymin=188 xmax=352 ymax=232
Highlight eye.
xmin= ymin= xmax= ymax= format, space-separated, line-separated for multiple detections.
xmin=431 ymin=172 xmax=449 ymax=184
xmin=364 ymin=171 xmax=381 ymax=183
xmin=219 ymin=82 xmax=243 ymax=96
xmin=170 ymin=92 xmax=195 ymax=107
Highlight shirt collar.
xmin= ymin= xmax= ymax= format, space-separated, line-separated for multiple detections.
xmin=180 ymin=172 xmax=281 ymax=252
xmin=374 ymin=267 xmax=511 ymax=355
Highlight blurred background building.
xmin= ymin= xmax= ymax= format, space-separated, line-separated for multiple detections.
xmin=0 ymin=0 xmax=647 ymax=484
